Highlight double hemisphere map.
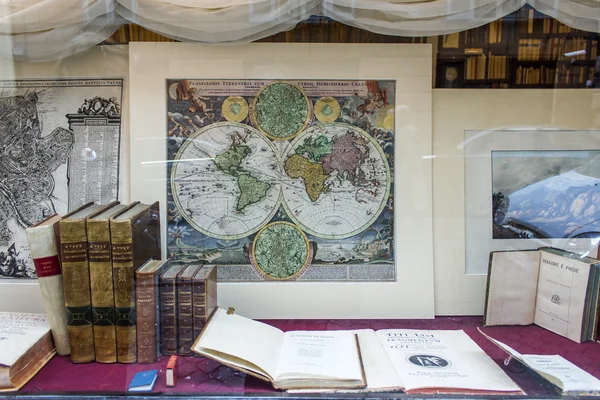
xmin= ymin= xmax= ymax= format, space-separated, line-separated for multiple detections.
xmin=167 ymin=79 xmax=395 ymax=281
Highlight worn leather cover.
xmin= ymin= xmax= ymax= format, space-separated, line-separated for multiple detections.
xmin=26 ymin=215 xmax=70 ymax=356
xmin=159 ymin=263 xmax=187 ymax=355
xmin=110 ymin=202 xmax=161 ymax=363
xmin=177 ymin=264 xmax=202 ymax=356
xmin=86 ymin=203 xmax=126 ymax=363
xmin=192 ymin=265 xmax=218 ymax=350
xmin=60 ymin=203 xmax=105 ymax=363
xmin=136 ymin=260 xmax=169 ymax=363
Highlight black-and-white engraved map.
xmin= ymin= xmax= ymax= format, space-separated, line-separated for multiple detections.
xmin=0 ymin=79 xmax=123 ymax=279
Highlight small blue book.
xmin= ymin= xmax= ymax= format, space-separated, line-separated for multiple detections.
xmin=128 ymin=370 xmax=158 ymax=392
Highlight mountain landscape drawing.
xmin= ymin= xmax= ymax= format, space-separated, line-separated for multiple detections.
xmin=492 ymin=151 xmax=600 ymax=239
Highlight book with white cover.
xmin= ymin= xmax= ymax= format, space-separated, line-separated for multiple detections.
xmin=26 ymin=214 xmax=70 ymax=355
xmin=193 ymin=308 xmax=522 ymax=394
xmin=0 ymin=313 xmax=56 ymax=391
xmin=480 ymin=329 xmax=600 ymax=396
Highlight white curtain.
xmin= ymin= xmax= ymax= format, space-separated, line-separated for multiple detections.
xmin=115 ymin=0 xmax=320 ymax=42
xmin=528 ymin=0 xmax=600 ymax=33
xmin=0 ymin=0 xmax=120 ymax=61
xmin=0 ymin=0 xmax=599 ymax=61
xmin=323 ymin=0 xmax=527 ymax=36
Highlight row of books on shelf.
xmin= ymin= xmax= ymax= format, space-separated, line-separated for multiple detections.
xmin=543 ymin=16 xmax=574 ymax=34
xmin=517 ymin=38 xmax=597 ymax=61
xmin=456 ymin=20 xmax=504 ymax=46
xmin=516 ymin=65 xmax=594 ymax=85
xmin=464 ymin=54 xmax=507 ymax=80
xmin=519 ymin=8 xmax=575 ymax=35
xmin=24 ymin=201 xmax=217 ymax=366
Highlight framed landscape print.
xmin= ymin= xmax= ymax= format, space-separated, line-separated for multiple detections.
xmin=465 ymin=130 xmax=600 ymax=275
xmin=129 ymin=43 xmax=434 ymax=318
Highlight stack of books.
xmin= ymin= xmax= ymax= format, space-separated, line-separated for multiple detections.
xmin=26 ymin=201 xmax=218 ymax=364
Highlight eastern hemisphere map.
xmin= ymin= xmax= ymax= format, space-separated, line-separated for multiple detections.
xmin=167 ymin=79 xmax=395 ymax=281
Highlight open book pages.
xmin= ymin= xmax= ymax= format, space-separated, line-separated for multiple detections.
xmin=485 ymin=248 xmax=600 ymax=342
xmin=291 ymin=329 xmax=522 ymax=394
xmin=0 ymin=313 xmax=56 ymax=392
xmin=378 ymin=329 xmax=522 ymax=394
xmin=479 ymin=329 xmax=600 ymax=395
xmin=191 ymin=308 xmax=365 ymax=390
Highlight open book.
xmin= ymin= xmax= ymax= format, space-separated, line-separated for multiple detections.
xmin=193 ymin=308 xmax=522 ymax=394
xmin=192 ymin=308 xmax=366 ymax=390
xmin=484 ymin=247 xmax=600 ymax=342
xmin=0 ymin=313 xmax=56 ymax=392
xmin=480 ymin=329 xmax=600 ymax=396
xmin=291 ymin=328 xmax=522 ymax=394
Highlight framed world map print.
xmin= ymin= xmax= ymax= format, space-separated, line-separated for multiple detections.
xmin=166 ymin=79 xmax=395 ymax=282
xmin=129 ymin=43 xmax=433 ymax=318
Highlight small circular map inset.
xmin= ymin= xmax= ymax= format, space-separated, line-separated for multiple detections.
xmin=251 ymin=222 xmax=310 ymax=280
xmin=314 ymin=97 xmax=341 ymax=123
xmin=282 ymin=123 xmax=391 ymax=239
xmin=171 ymin=122 xmax=282 ymax=240
xmin=222 ymin=96 xmax=249 ymax=122
xmin=251 ymin=82 xmax=311 ymax=140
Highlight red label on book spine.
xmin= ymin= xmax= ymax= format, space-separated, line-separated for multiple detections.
xmin=34 ymin=255 xmax=61 ymax=277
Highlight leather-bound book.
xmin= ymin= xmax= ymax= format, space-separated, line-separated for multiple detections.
xmin=60 ymin=202 xmax=106 ymax=363
xmin=110 ymin=202 xmax=161 ymax=363
xmin=192 ymin=265 xmax=218 ymax=346
xmin=177 ymin=264 xmax=202 ymax=356
xmin=86 ymin=203 xmax=128 ymax=363
xmin=159 ymin=263 xmax=186 ymax=355
xmin=25 ymin=214 xmax=70 ymax=356
xmin=135 ymin=259 xmax=169 ymax=363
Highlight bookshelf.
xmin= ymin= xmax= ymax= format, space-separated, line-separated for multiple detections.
xmin=436 ymin=5 xmax=600 ymax=89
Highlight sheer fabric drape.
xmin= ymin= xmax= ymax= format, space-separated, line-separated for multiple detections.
xmin=0 ymin=0 xmax=599 ymax=61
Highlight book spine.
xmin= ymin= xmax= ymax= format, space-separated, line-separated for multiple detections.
xmin=178 ymin=276 xmax=194 ymax=355
xmin=136 ymin=272 xmax=159 ymax=363
xmin=166 ymin=355 xmax=178 ymax=387
xmin=60 ymin=220 xmax=95 ymax=363
xmin=160 ymin=276 xmax=178 ymax=355
xmin=110 ymin=220 xmax=137 ymax=363
xmin=192 ymin=279 xmax=207 ymax=348
xmin=87 ymin=219 xmax=117 ymax=363
xmin=26 ymin=225 xmax=70 ymax=356
xmin=206 ymin=267 xmax=218 ymax=318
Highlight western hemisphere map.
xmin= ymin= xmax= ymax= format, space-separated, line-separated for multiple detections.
xmin=167 ymin=79 xmax=395 ymax=281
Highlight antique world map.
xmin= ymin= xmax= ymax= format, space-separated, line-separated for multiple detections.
xmin=167 ymin=80 xmax=395 ymax=281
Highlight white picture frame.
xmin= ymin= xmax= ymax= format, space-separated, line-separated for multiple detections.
xmin=432 ymin=90 xmax=600 ymax=315
xmin=465 ymin=129 xmax=600 ymax=275
xmin=129 ymin=42 xmax=434 ymax=319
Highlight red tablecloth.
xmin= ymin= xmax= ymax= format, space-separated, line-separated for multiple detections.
xmin=19 ymin=317 xmax=600 ymax=396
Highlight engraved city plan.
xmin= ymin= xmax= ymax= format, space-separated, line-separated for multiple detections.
xmin=167 ymin=80 xmax=394 ymax=281
xmin=0 ymin=79 xmax=123 ymax=279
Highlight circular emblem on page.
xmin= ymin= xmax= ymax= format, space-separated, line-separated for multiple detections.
xmin=251 ymin=82 xmax=311 ymax=140
xmin=407 ymin=355 xmax=451 ymax=369
xmin=314 ymin=97 xmax=341 ymax=123
xmin=251 ymin=222 xmax=311 ymax=280
xmin=222 ymin=96 xmax=249 ymax=123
